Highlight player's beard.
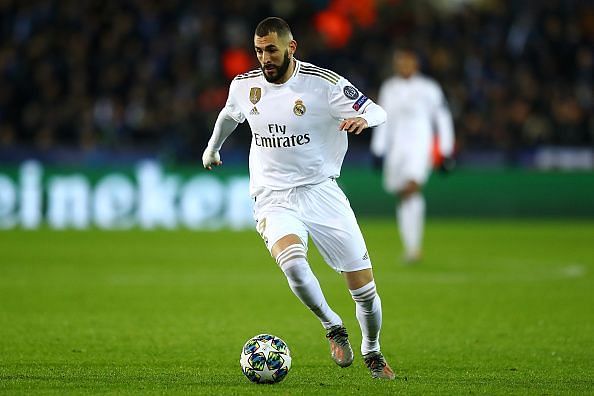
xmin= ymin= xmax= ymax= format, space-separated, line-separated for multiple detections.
xmin=261 ymin=50 xmax=291 ymax=83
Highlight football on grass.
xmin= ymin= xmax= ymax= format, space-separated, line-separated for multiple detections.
xmin=239 ymin=334 xmax=292 ymax=384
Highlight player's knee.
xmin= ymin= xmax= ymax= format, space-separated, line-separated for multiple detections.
xmin=349 ymin=280 xmax=379 ymax=311
xmin=283 ymin=264 xmax=313 ymax=288
xmin=399 ymin=181 xmax=421 ymax=199
xmin=271 ymin=234 xmax=302 ymax=258
xmin=276 ymin=244 xmax=310 ymax=286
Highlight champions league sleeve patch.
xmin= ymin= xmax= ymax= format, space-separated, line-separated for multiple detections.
xmin=352 ymin=95 xmax=368 ymax=111
xmin=343 ymin=86 xmax=359 ymax=100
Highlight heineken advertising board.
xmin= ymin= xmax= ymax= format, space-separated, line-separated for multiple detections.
xmin=0 ymin=161 xmax=253 ymax=230
xmin=1 ymin=161 xmax=593 ymax=230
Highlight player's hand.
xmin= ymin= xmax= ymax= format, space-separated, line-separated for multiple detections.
xmin=202 ymin=148 xmax=222 ymax=170
xmin=339 ymin=117 xmax=368 ymax=135
xmin=439 ymin=156 xmax=456 ymax=175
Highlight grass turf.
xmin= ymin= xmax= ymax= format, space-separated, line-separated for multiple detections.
xmin=1 ymin=219 xmax=593 ymax=394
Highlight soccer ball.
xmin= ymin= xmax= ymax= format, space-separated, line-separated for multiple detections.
xmin=239 ymin=334 xmax=292 ymax=384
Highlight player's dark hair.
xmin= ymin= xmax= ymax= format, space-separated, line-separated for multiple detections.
xmin=255 ymin=17 xmax=292 ymax=39
xmin=394 ymin=45 xmax=418 ymax=58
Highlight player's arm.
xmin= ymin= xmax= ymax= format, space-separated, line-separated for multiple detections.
xmin=330 ymin=78 xmax=386 ymax=135
xmin=202 ymin=80 xmax=245 ymax=170
xmin=435 ymin=98 xmax=454 ymax=157
xmin=202 ymin=108 xmax=239 ymax=170
xmin=370 ymin=84 xmax=389 ymax=157
xmin=340 ymin=102 xmax=386 ymax=135
xmin=433 ymin=84 xmax=455 ymax=172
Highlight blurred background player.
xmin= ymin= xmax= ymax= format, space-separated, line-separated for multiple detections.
xmin=371 ymin=48 xmax=455 ymax=264
xmin=202 ymin=17 xmax=394 ymax=380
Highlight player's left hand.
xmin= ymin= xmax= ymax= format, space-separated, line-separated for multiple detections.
xmin=339 ymin=117 xmax=368 ymax=135
xmin=439 ymin=156 xmax=456 ymax=174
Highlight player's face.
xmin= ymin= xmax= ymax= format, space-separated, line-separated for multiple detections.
xmin=394 ymin=52 xmax=418 ymax=79
xmin=254 ymin=33 xmax=293 ymax=83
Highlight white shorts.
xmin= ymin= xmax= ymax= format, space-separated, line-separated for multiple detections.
xmin=383 ymin=147 xmax=432 ymax=193
xmin=253 ymin=179 xmax=372 ymax=273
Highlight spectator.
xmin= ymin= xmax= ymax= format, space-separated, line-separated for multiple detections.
xmin=0 ymin=0 xmax=591 ymax=164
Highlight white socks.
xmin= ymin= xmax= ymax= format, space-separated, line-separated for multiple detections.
xmin=277 ymin=244 xmax=342 ymax=329
xmin=277 ymin=245 xmax=383 ymax=356
xmin=350 ymin=281 xmax=382 ymax=355
xmin=397 ymin=192 xmax=425 ymax=259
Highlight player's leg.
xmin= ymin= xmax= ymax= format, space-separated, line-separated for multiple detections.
xmin=344 ymin=269 xmax=395 ymax=380
xmin=383 ymin=152 xmax=421 ymax=262
xmin=301 ymin=180 xmax=394 ymax=378
xmin=397 ymin=180 xmax=425 ymax=263
xmin=394 ymin=148 xmax=430 ymax=264
xmin=254 ymin=191 xmax=343 ymax=332
xmin=271 ymin=234 xmax=342 ymax=331
xmin=343 ymin=269 xmax=379 ymax=355
xmin=272 ymin=234 xmax=351 ymax=367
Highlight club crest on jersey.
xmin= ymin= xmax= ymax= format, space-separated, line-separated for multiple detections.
xmin=249 ymin=87 xmax=261 ymax=105
xmin=293 ymin=99 xmax=306 ymax=116
xmin=343 ymin=85 xmax=359 ymax=100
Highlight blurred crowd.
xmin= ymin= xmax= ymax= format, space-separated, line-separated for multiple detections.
xmin=0 ymin=0 xmax=592 ymax=165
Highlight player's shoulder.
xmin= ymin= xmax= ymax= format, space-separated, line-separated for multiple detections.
xmin=229 ymin=68 xmax=263 ymax=96
xmin=297 ymin=61 xmax=342 ymax=86
xmin=415 ymin=74 xmax=441 ymax=91
xmin=233 ymin=68 xmax=263 ymax=83
xmin=381 ymin=76 xmax=400 ymax=88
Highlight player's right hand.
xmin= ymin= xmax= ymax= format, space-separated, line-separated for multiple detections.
xmin=202 ymin=149 xmax=222 ymax=170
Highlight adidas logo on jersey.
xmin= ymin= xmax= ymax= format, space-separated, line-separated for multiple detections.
xmin=250 ymin=106 xmax=259 ymax=115
xmin=362 ymin=251 xmax=369 ymax=261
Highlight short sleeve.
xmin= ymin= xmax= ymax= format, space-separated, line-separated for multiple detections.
xmin=328 ymin=77 xmax=373 ymax=120
xmin=224 ymin=79 xmax=246 ymax=123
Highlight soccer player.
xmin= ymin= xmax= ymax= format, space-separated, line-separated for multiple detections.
xmin=371 ymin=48 xmax=455 ymax=264
xmin=202 ymin=17 xmax=395 ymax=380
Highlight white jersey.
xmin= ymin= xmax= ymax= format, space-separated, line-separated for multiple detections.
xmin=224 ymin=60 xmax=376 ymax=196
xmin=371 ymin=74 xmax=454 ymax=159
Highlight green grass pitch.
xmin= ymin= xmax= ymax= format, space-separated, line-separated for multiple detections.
xmin=1 ymin=219 xmax=593 ymax=394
